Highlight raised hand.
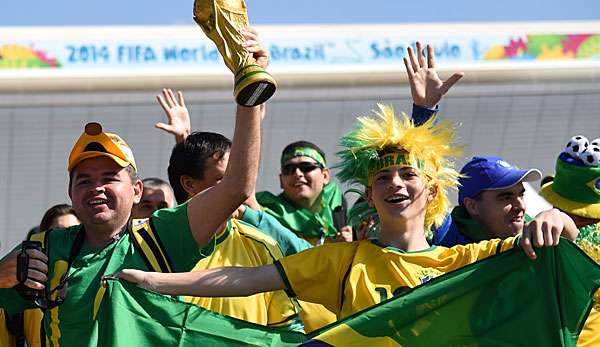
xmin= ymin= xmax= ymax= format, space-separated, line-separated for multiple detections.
xmin=241 ymin=26 xmax=269 ymax=70
xmin=156 ymin=88 xmax=191 ymax=144
xmin=404 ymin=42 xmax=464 ymax=108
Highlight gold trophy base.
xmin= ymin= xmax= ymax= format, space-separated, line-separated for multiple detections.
xmin=234 ymin=64 xmax=277 ymax=106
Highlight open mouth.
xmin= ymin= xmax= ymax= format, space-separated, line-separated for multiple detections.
xmin=384 ymin=194 xmax=409 ymax=203
xmin=88 ymin=198 xmax=109 ymax=206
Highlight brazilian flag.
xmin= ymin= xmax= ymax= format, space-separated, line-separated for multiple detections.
xmin=98 ymin=241 xmax=599 ymax=346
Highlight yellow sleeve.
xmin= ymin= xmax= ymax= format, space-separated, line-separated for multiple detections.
xmin=275 ymin=242 xmax=359 ymax=315
xmin=449 ymin=236 xmax=518 ymax=268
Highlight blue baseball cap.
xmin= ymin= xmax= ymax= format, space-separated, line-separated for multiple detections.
xmin=458 ymin=156 xmax=542 ymax=205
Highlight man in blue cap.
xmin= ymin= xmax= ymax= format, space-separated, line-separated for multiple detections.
xmin=434 ymin=156 xmax=542 ymax=246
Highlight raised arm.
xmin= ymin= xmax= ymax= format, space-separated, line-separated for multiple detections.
xmin=117 ymin=264 xmax=283 ymax=297
xmin=186 ymin=104 xmax=262 ymax=246
xmin=405 ymin=42 xmax=464 ymax=126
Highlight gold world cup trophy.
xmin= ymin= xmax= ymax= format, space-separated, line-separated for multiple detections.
xmin=193 ymin=0 xmax=276 ymax=106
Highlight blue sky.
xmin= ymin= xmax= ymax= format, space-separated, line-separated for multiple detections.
xmin=0 ymin=0 xmax=598 ymax=26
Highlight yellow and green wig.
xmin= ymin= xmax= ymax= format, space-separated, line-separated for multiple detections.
xmin=335 ymin=104 xmax=462 ymax=234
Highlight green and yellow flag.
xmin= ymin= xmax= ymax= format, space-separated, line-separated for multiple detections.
xmin=97 ymin=241 xmax=599 ymax=346
xmin=307 ymin=241 xmax=600 ymax=346
xmin=96 ymin=280 xmax=306 ymax=346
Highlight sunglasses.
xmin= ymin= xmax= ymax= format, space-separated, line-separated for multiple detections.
xmin=281 ymin=162 xmax=323 ymax=175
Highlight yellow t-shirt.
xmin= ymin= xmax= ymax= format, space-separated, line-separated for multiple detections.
xmin=185 ymin=218 xmax=301 ymax=329
xmin=276 ymin=237 xmax=517 ymax=319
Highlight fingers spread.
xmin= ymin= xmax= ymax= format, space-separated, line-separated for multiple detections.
xmin=416 ymin=41 xmax=425 ymax=68
xmin=407 ymin=46 xmax=419 ymax=73
xmin=403 ymin=57 xmax=414 ymax=77
xmin=156 ymin=95 xmax=170 ymax=114
xmin=177 ymin=91 xmax=186 ymax=107
xmin=440 ymin=72 xmax=464 ymax=95
xmin=427 ymin=44 xmax=436 ymax=68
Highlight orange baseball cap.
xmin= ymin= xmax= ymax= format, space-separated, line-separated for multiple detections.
xmin=68 ymin=122 xmax=137 ymax=173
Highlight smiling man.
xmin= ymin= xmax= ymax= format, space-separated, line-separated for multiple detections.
xmin=0 ymin=95 xmax=264 ymax=346
xmin=256 ymin=141 xmax=350 ymax=246
xmin=434 ymin=156 xmax=542 ymax=246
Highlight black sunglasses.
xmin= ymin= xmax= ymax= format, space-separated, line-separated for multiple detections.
xmin=281 ymin=162 xmax=323 ymax=175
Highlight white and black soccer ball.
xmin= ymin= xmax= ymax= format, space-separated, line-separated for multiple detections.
xmin=565 ymin=135 xmax=589 ymax=159
xmin=581 ymin=145 xmax=600 ymax=167
xmin=590 ymin=138 xmax=600 ymax=147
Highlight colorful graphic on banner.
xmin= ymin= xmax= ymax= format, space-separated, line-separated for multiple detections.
xmin=1 ymin=31 xmax=599 ymax=71
xmin=0 ymin=44 xmax=61 ymax=68
xmin=483 ymin=34 xmax=600 ymax=60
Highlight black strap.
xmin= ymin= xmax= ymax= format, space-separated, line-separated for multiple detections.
xmin=66 ymin=229 xmax=86 ymax=267
xmin=5 ymin=312 xmax=25 ymax=347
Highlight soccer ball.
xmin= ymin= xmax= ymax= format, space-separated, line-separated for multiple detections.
xmin=590 ymin=138 xmax=600 ymax=147
xmin=565 ymin=135 xmax=589 ymax=159
xmin=581 ymin=145 xmax=600 ymax=167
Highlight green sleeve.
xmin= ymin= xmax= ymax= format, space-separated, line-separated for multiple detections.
xmin=241 ymin=206 xmax=312 ymax=256
xmin=150 ymin=203 xmax=203 ymax=272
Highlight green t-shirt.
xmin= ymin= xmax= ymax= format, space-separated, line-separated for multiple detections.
xmin=0 ymin=203 xmax=200 ymax=347
xmin=240 ymin=206 xmax=311 ymax=256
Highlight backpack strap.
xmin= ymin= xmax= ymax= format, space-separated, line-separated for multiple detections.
xmin=129 ymin=219 xmax=173 ymax=273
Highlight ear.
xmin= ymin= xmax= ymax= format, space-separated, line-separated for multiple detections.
xmin=366 ymin=187 xmax=374 ymax=208
xmin=133 ymin=179 xmax=143 ymax=204
xmin=463 ymin=197 xmax=479 ymax=217
xmin=279 ymin=174 xmax=284 ymax=190
xmin=427 ymin=184 xmax=438 ymax=203
xmin=180 ymin=175 xmax=198 ymax=199
xmin=322 ymin=168 xmax=330 ymax=185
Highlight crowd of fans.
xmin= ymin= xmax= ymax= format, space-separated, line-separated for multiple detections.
xmin=0 ymin=28 xmax=598 ymax=347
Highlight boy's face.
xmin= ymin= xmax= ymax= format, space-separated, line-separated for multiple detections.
xmin=367 ymin=166 xmax=432 ymax=224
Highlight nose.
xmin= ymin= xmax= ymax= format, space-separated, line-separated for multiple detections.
xmin=292 ymin=167 xmax=304 ymax=177
xmin=388 ymin=172 xmax=404 ymax=188
xmin=513 ymin=195 xmax=526 ymax=211
xmin=90 ymin=183 xmax=105 ymax=194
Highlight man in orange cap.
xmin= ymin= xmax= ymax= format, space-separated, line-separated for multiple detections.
xmin=0 ymin=95 xmax=264 ymax=346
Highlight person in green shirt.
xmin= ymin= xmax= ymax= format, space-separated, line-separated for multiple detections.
xmin=0 ymin=82 xmax=265 ymax=346
xmin=256 ymin=141 xmax=351 ymax=246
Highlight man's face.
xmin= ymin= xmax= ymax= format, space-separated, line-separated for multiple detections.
xmin=69 ymin=157 xmax=142 ymax=231
xmin=132 ymin=186 xmax=176 ymax=219
xmin=184 ymin=151 xmax=230 ymax=199
xmin=279 ymin=156 xmax=329 ymax=209
xmin=367 ymin=166 xmax=432 ymax=225
xmin=464 ymin=182 xmax=527 ymax=239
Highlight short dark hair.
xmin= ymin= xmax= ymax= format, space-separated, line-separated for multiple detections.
xmin=168 ymin=132 xmax=232 ymax=204
xmin=281 ymin=140 xmax=326 ymax=165
xmin=141 ymin=177 xmax=171 ymax=191
xmin=38 ymin=203 xmax=77 ymax=232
